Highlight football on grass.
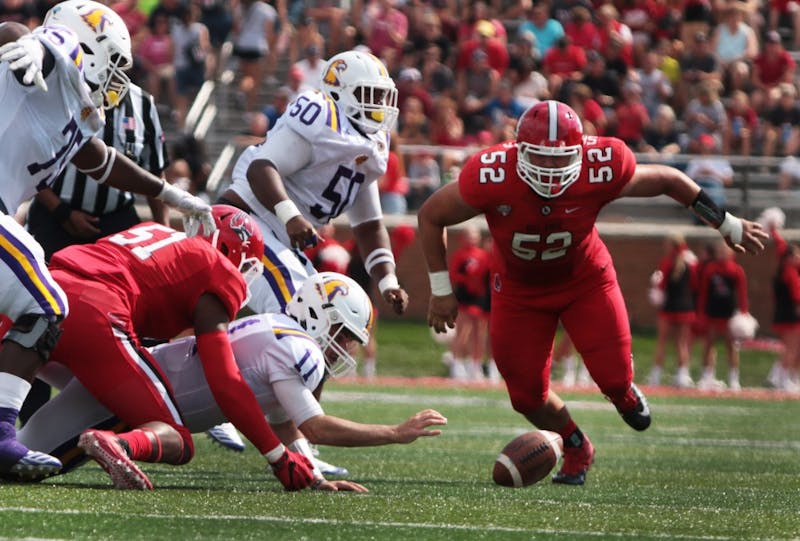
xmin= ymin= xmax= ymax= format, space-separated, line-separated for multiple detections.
xmin=493 ymin=430 xmax=563 ymax=488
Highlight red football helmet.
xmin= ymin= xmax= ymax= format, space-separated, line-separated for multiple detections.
xmin=204 ymin=205 xmax=264 ymax=286
xmin=515 ymin=100 xmax=584 ymax=198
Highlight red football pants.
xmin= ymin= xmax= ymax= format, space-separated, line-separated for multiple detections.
xmin=490 ymin=264 xmax=633 ymax=413
xmin=49 ymin=269 xmax=194 ymax=457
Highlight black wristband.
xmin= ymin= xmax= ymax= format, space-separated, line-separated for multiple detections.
xmin=51 ymin=202 xmax=72 ymax=224
xmin=690 ymin=190 xmax=725 ymax=228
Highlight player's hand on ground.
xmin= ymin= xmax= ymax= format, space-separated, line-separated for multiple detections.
xmin=0 ymin=34 xmax=47 ymax=91
xmin=395 ymin=409 xmax=447 ymax=443
xmin=427 ymin=293 xmax=458 ymax=334
xmin=63 ymin=210 xmax=101 ymax=238
xmin=726 ymin=219 xmax=768 ymax=255
xmin=268 ymin=448 xmax=315 ymax=491
xmin=312 ymin=479 xmax=369 ymax=492
xmin=285 ymin=215 xmax=318 ymax=249
xmin=383 ymin=286 xmax=409 ymax=315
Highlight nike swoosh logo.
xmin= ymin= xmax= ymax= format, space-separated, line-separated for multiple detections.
xmin=565 ymin=207 xmax=580 ymax=213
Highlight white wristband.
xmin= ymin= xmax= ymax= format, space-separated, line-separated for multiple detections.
xmin=288 ymin=438 xmax=322 ymax=479
xmin=274 ymin=199 xmax=301 ymax=225
xmin=718 ymin=212 xmax=743 ymax=244
xmin=429 ymin=271 xmax=453 ymax=296
xmin=263 ymin=443 xmax=286 ymax=463
xmin=378 ymin=273 xmax=400 ymax=295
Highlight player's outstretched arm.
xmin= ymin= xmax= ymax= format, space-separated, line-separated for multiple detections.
xmin=352 ymin=218 xmax=408 ymax=314
xmin=298 ymin=409 xmax=447 ymax=447
xmin=620 ymin=164 xmax=769 ymax=255
xmin=418 ymin=183 xmax=481 ymax=333
xmin=71 ymin=137 xmax=214 ymax=235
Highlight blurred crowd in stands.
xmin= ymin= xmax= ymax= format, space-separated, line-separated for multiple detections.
xmin=6 ymin=0 xmax=800 ymax=207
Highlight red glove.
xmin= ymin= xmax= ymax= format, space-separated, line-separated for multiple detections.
xmin=268 ymin=449 xmax=315 ymax=491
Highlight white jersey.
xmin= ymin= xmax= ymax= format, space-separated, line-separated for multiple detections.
xmin=18 ymin=313 xmax=328 ymax=459
xmin=0 ymin=25 xmax=103 ymax=214
xmin=230 ymin=89 xmax=388 ymax=246
xmin=153 ymin=313 xmax=326 ymax=428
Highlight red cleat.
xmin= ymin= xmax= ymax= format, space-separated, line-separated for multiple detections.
xmin=552 ymin=435 xmax=595 ymax=486
xmin=78 ymin=429 xmax=153 ymax=490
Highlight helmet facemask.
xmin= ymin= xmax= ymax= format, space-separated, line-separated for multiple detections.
xmin=516 ymin=142 xmax=582 ymax=198
xmin=343 ymin=83 xmax=398 ymax=134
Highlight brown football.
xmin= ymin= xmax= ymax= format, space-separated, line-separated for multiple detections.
xmin=492 ymin=430 xmax=563 ymax=488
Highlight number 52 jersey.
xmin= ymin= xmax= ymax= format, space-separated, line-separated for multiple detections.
xmin=458 ymin=136 xmax=636 ymax=288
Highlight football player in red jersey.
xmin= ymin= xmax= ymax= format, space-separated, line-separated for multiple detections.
xmin=418 ymin=100 xmax=768 ymax=486
xmin=39 ymin=205 xmax=315 ymax=490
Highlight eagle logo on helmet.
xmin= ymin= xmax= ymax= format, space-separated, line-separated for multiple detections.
xmin=81 ymin=8 xmax=110 ymax=33
xmin=228 ymin=210 xmax=253 ymax=243
xmin=323 ymin=59 xmax=347 ymax=87
xmin=319 ymin=279 xmax=349 ymax=302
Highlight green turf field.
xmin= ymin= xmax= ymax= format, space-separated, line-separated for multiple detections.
xmin=1 ymin=321 xmax=798 ymax=540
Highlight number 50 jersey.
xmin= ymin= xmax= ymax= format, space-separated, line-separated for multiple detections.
xmin=231 ymin=89 xmax=389 ymax=244
xmin=458 ymin=136 xmax=636 ymax=288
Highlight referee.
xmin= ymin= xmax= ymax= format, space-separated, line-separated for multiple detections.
xmin=28 ymin=82 xmax=170 ymax=259
xmin=22 ymin=82 xmax=169 ymax=423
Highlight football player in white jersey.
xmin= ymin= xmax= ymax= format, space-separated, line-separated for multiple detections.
xmin=219 ymin=50 xmax=408 ymax=317
xmin=0 ymin=0 xmax=213 ymax=480
xmin=17 ymin=273 xmax=447 ymax=491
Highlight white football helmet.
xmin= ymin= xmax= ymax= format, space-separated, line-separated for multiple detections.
xmin=320 ymin=50 xmax=398 ymax=134
xmin=285 ymin=272 xmax=374 ymax=378
xmin=44 ymin=0 xmax=132 ymax=109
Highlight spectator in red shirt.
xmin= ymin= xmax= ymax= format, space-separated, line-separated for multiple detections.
xmin=769 ymin=0 xmax=800 ymax=50
xmin=362 ymin=0 xmax=408 ymax=60
xmin=563 ymin=5 xmax=601 ymax=51
xmin=611 ymin=81 xmax=650 ymax=148
xmin=456 ymin=19 xmax=509 ymax=74
xmin=396 ymin=67 xmax=434 ymax=120
xmin=377 ymin=137 xmax=408 ymax=215
xmin=542 ymin=35 xmax=587 ymax=100
xmin=767 ymin=219 xmax=800 ymax=392
xmin=568 ymin=83 xmax=607 ymax=135
xmin=596 ymin=3 xmax=634 ymax=67
xmin=753 ymin=31 xmax=797 ymax=107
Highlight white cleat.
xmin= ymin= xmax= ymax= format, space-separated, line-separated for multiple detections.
xmin=7 ymin=450 xmax=62 ymax=481
xmin=206 ymin=422 xmax=246 ymax=452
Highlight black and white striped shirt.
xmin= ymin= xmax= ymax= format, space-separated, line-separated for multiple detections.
xmin=51 ymin=83 xmax=168 ymax=215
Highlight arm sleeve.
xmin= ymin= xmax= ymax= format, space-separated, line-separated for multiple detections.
xmin=251 ymin=124 xmax=313 ymax=177
xmin=271 ymin=378 xmax=324 ymax=426
xmin=196 ymin=330 xmax=281 ymax=454
xmin=345 ymin=181 xmax=383 ymax=227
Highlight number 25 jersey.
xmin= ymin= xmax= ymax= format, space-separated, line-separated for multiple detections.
xmin=458 ymin=136 xmax=636 ymax=288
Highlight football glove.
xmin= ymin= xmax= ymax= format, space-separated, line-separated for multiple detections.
xmin=0 ymin=34 xmax=47 ymax=91
xmin=155 ymin=181 xmax=215 ymax=237
xmin=268 ymin=449 xmax=315 ymax=491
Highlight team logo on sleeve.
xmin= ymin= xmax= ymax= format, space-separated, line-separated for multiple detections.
xmin=323 ymin=59 xmax=347 ymax=87
xmin=81 ymin=9 xmax=111 ymax=33
xmin=496 ymin=205 xmax=512 ymax=216
xmin=355 ymin=155 xmax=368 ymax=165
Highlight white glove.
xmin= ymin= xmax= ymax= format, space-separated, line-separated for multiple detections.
xmin=155 ymin=181 xmax=215 ymax=237
xmin=0 ymin=34 xmax=48 ymax=92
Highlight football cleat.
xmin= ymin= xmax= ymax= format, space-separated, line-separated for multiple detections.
xmin=78 ymin=429 xmax=153 ymax=490
xmin=206 ymin=423 xmax=246 ymax=452
xmin=552 ymin=435 xmax=595 ymax=486
xmin=313 ymin=456 xmax=349 ymax=477
xmin=612 ymin=383 xmax=652 ymax=431
xmin=0 ymin=421 xmax=61 ymax=481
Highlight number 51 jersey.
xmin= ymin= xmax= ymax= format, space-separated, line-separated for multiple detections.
xmin=231 ymin=89 xmax=388 ymax=242
xmin=458 ymin=136 xmax=636 ymax=288
xmin=48 ymin=222 xmax=247 ymax=340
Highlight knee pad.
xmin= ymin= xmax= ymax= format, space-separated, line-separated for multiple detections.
xmin=2 ymin=314 xmax=63 ymax=361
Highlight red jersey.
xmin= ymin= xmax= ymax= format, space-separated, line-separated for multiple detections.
xmin=49 ymin=222 xmax=247 ymax=339
xmin=458 ymin=136 xmax=636 ymax=287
